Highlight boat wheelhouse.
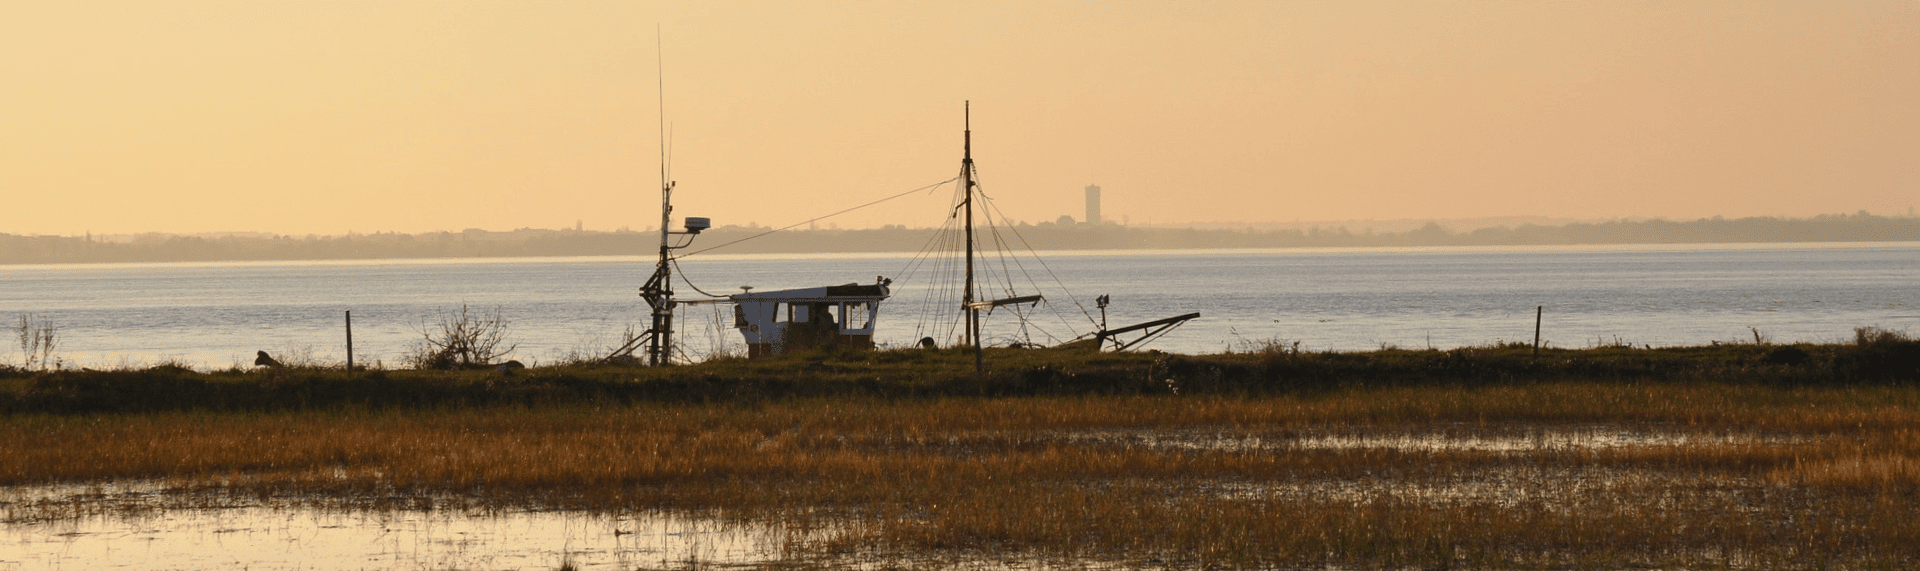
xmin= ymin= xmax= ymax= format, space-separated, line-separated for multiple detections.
xmin=729 ymin=280 xmax=890 ymax=358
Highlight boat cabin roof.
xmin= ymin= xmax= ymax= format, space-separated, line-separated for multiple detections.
xmin=729 ymin=283 xmax=888 ymax=303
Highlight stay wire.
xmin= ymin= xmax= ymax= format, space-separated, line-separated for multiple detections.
xmin=927 ymin=181 xmax=970 ymax=343
xmin=678 ymin=177 xmax=957 ymax=258
xmin=978 ymin=202 xmax=1071 ymax=346
xmin=916 ymin=178 xmax=973 ymax=344
xmin=980 ymin=193 xmax=1101 ymax=329
xmin=668 ymin=177 xmax=952 ymax=300
xmin=983 ymin=219 xmax=1072 ymax=341
xmin=670 ymin=257 xmax=728 ymax=298
xmin=900 ymin=208 xmax=957 ymax=339
xmin=890 ymin=179 xmax=962 ymax=289
xmin=884 ymin=179 xmax=964 ymax=341
xmin=926 ymin=221 xmax=964 ymax=341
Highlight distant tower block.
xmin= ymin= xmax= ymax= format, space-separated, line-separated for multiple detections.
xmin=1084 ymin=184 xmax=1102 ymax=225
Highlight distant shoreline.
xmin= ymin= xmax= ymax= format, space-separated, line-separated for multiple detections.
xmin=6 ymin=213 xmax=1917 ymax=265
xmin=7 ymin=241 xmax=1920 ymax=273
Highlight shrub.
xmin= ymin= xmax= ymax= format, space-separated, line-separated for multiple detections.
xmin=1839 ymin=326 xmax=1920 ymax=383
xmin=406 ymin=305 xmax=518 ymax=369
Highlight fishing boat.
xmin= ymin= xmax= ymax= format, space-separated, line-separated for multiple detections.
xmin=655 ymin=103 xmax=1194 ymax=363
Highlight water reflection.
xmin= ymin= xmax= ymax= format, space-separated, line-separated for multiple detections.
xmin=1067 ymin=425 xmax=1803 ymax=453
xmin=2 ymin=489 xmax=787 ymax=571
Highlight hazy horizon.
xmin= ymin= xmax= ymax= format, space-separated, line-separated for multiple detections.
xmin=22 ymin=210 xmax=1920 ymax=242
xmin=5 ymin=1 xmax=1916 ymax=237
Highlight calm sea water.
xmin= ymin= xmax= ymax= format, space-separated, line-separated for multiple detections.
xmin=1 ymin=243 xmax=1915 ymax=369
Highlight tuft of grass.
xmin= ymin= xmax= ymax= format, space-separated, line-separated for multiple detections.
xmin=14 ymin=313 xmax=59 ymax=372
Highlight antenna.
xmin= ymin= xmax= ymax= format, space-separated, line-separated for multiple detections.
xmin=638 ymin=26 xmax=708 ymax=366
xmin=657 ymin=25 xmax=667 ymax=188
xmin=641 ymin=26 xmax=677 ymax=366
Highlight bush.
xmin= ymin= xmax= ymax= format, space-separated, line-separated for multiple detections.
xmin=407 ymin=305 xmax=518 ymax=369
xmin=1841 ymin=326 xmax=1920 ymax=383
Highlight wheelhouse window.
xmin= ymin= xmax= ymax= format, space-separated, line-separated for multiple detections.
xmin=831 ymin=301 xmax=877 ymax=334
xmin=841 ymin=302 xmax=875 ymax=332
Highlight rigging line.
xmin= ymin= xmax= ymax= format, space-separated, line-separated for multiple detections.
xmin=973 ymin=190 xmax=1074 ymax=331
xmin=905 ymin=214 xmax=961 ymax=338
xmin=670 ymin=257 xmax=729 ymax=298
xmin=968 ymin=177 xmax=1026 ymax=297
xmin=962 ymin=178 xmax=1061 ymax=346
xmin=897 ymin=195 xmax=960 ymax=287
xmin=932 ymin=214 xmax=967 ymax=340
xmin=924 ymin=226 xmax=962 ymax=300
xmin=982 ymin=213 xmax=1077 ymax=336
xmin=981 ymin=194 xmax=1101 ymax=328
xmin=894 ymin=224 xmax=950 ymax=288
xmin=933 ymin=204 xmax=968 ymax=344
xmin=980 ymin=203 xmax=1022 ymax=297
xmin=975 ymin=194 xmax=1048 ymax=348
xmin=904 ymin=213 xmax=951 ymax=336
xmin=978 ymin=244 xmax=1070 ymax=346
xmin=679 ymin=177 xmax=958 ymax=258
xmin=943 ymin=175 xmax=1079 ymax=346
xmin=891 ymin=179 xmax=964 ymax=284
xmin=922 ymin=176 xmax=972 ymax=341
xmin=908 ymin=218 xmax=951 ymax=326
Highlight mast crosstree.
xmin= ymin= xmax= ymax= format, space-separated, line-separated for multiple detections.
xmin=908 ymin=102 xmax=1197 ymax=377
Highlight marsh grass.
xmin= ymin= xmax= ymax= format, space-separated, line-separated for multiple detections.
xmin=5 ymin=383 xmax=1920 ymax=568
xmin=13 ymin=313 xmax=59 ymax=372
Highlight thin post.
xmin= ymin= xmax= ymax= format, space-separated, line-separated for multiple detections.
xmin=1533 ymin=306 xmax=1542 ymax=357
xmin=345 ymin=310 xmax=354 ymax=375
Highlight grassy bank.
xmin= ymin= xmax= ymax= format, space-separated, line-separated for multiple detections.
xmin=3 ymin=329 xmax=1916 ymax=414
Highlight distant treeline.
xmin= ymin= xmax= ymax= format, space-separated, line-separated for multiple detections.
xmin=4 ymin=213 xmax=1917 ymax=265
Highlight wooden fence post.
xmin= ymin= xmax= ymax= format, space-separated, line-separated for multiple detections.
xmin=1533 ymin=306 xmax=1542 ymax=357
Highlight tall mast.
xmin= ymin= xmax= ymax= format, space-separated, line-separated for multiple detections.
xmin=961 ymin=102 xmax=982 ymax=377
xmin=644 ymin=32 xmax=675 ymax=366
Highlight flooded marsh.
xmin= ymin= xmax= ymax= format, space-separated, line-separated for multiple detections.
xmin=4 ymin=383 xmax=1919 ymax=569
xmin=6 ymin=499 xmax=789 ymax=570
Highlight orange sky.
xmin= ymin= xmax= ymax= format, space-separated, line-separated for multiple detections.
xmin=3 ymin=1 xmax=1916 ymax=236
